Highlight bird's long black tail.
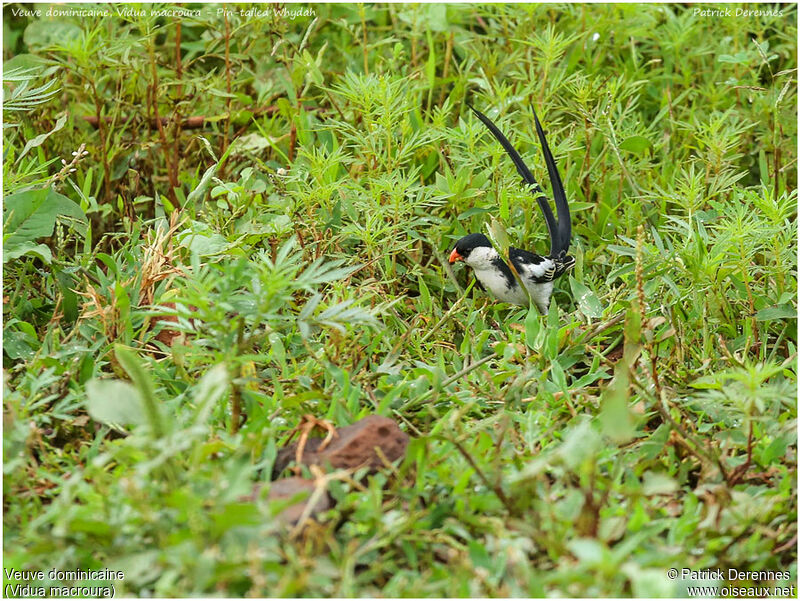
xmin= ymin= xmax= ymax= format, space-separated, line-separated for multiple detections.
xmin=532 ymin=108 xmax=571 ymax=256
xmin=467 ymin=103 xmax=571 ymax=257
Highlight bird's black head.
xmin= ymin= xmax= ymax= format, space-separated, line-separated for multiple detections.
xmin=449 ymin=233 xmax=493 ymax=263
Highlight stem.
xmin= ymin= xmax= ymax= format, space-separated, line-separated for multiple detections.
xmin=360 ymin=4 xmax=369 ymax=75
xmin=230 ymin=319 xmax=245 ymax=434
xmin=171 ymin=13 xmax=184 ymax=205
xmin=87 ymin=80 xmax=112 ymax=204
xmin=148 ymin=38 xmax=178 ymax=196
xmin=438 ymin=32 xmax=454 ymax=106
xmin=221 ymin=10 xmax=233 ymax=161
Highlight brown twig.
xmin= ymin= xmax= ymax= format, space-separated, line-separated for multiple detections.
xmin=82 ymin=115 xmax=206 ymax=129
xmin=81 ymin=104 xmax=329 ymax=130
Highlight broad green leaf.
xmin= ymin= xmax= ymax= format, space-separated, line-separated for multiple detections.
xmin=755 ymin=304 xmax=797 ymax=321
xmin=761 ymin=435 xmax=788 ymax=464
xmin=23 ymin=19 xmax=81 ymax=49
xmin=599 ymin=364 xmax=635 ymax=444
xmin=3 ymin=187 xmax=86 ymax=254
xmin=567 ymin=538 xmax=605 ymax=565
xmin=86 ymin=379 xmax=145 ymax=426
xmin=427 ymin=4 xmax=448 ymax=31
xmin=3 ymin=326 xmax=37 ymax=360
xmin=179 ymin=232 xmax=231 ymax=257
xmin=3 ymin=54 xmax=49 ymax=75
xmin=569 ymin=277 xmax=604 ymax=318
xmin=3 ymin=241 xmax=52 ymax=264
xmin=619 ymin=135 xmax=652 ymax=155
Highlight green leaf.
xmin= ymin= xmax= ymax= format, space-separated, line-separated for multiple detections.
xmin=115 ymin=345 xmax=165 ymax=437
xmin=3 ymin=187 xmax=87 ymax=256
xmin=3 ymin=323 xmax=37 ymax=360
xmin=718 ymin=52 xmax=751 ymax=64
xmin=558 ymin=421 xmax=601 ymax=469
xmin=193 ymin=364 xmax=229 ymax=426
xmin=86 ymin=379 xmax=146 ymax=426
xmin=16 ymin=113 xmax=67 ymax=163
xmin=427 ymin=3 xmax=448 ymax=31
xmin=524 ymin=305 xmax=541 ymax=350
xmin=623 ymin=306 xmax=642 ymax=365
xmin=761 ymin=435 xmax=788 ymax=464
xmin=186 ymin=162 xmax=219 ymax=206
xmin=569 ymin=277 xmax=604 ymax=318
xmin=180 ymin=232 xmax=231 ymax=257
xmin=2 ymin=241 xmax=52 ymax=263
xmin=486 ymin=217 xmax=511 ymax=257
xmin=619 ymin=136 xmax=652 ymax=155
xmin=622 ymin=563 xmax=677 ymax=597
xmin=418 ymin=275 xmax=431 ymax=311
xmin=457 ymin=207 xmax=492 ymax=219
xmin=23 ymin=19 xmax=81 ymax=50
xmin=425 ymin=31 xmax=436 ymax=90
xmin=755 ymin=304 xmax=797 ymax=321
xmin=567 ymin=538 xmax=605 ymax=565
xmin=641 ymin=472 xmax=678 ymax=495
xmin=599 ymin=364 xmax=635 ymax=444
xmin=54 ymin=270 xmax=78 ymax=322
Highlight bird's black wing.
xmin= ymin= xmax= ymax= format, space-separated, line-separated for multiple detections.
xmin=532 ymin=108 xmax=571 ymax=256
xmin=467 ymin=103 xmax=560 ymax=257
xmin=509 ymin=247 xmax=557 ymax=283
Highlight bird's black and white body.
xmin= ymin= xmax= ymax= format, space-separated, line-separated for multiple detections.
xmin=449 ymin=233 xmax=530 ymax=306
xmin=449 ymin=105 xmax=575 ymax=313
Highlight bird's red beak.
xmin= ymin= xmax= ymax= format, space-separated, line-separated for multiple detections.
xmin=448 ymin=248 xmax=463 ymax=264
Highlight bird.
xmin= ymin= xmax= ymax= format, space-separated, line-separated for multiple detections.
xmin=448 ymin=105 xmax=575 ymax=313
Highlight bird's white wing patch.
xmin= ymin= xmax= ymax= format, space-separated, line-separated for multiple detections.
xmin=515 ymin=258 xmax=557 ymax=313
xmin=522 ymin=257 xmax=556 ymax=279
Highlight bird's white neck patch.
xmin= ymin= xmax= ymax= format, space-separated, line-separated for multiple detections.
xmin=463 ymin=246 xmax=500 ymax=269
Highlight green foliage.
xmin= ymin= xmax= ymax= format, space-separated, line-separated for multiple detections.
xmin=3 ymin=3 xmax=797 ymax=597
xmin=3 ymin=187 xmax=87 ymax=262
